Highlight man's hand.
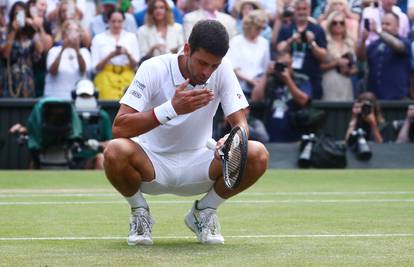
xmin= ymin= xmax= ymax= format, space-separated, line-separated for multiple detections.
xmin=171 ymin=79 xmax=214 ymax=115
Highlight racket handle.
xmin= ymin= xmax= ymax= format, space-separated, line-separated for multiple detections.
xmin=206 ymin=138 xmax=217 ymax=150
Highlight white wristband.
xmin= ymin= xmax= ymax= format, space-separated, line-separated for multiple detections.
xmin=153 ymin=100 xmax=177 ymax=124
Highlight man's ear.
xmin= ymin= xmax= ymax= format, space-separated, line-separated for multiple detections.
xmin=183 ymin=43 xmax=190 ymax=56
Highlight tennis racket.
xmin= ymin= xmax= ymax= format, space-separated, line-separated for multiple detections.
xmin=206 ymin=126 xmax=248 ymax=189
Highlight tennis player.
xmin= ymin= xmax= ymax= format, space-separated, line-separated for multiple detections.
xmin=103 ymin=20 xmax=269 ymax=245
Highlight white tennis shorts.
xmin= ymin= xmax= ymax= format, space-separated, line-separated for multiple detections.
xmin=138 ymin=142 xmax=215 ymax=196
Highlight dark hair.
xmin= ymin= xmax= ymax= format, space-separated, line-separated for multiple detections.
xmin=188 ymin=20 xmax=229 ymax=58
xmin=107 ymin=9 xmax=125 ymax=21
xmin=8 ymin=1 xmax=34 ymax=38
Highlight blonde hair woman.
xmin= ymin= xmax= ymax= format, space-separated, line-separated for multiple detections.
xmin=319 ymin=0 xmax=359 ymax=42
xmin=137 ymin=0 xmax=184 ymax=61
xmin=320 ymin=11 xmax=357 ymax=101
xmin=91 ymin=9 xmax=140 ymax=100
xmin=227 ymin=9 xmax=270 ymax=100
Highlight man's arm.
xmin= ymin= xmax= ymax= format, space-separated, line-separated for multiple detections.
xmin=112 ymin=104 xmax=160 ymax=138
xmin=377 ymin=30 xmax=406 ymax=53
xmin=226 ymin=109 xmax=250 ymax=137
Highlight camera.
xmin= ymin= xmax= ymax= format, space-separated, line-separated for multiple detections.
xmin=282 ymin=6 xmax=294 ymax=18
xmin=364 ymin=18 xmax=370 ymax=31
xmin=274 ymin=62 xmax=287 ymax=74
xmin=360 ymin=101 xmax=372 ymax=117
xmin=300 ymin=31 xmax=307 ymax=43
xmin=347 ymin=128 xmax=372 ymax=160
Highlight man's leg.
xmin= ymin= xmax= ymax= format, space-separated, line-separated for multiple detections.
xmin=185 ymin=140 xmax=269 ymax=244
xmin=103 ymin=138 xmax=156 ymax=245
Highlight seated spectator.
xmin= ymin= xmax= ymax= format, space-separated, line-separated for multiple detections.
xmin=262 ymin=51 xmax=313 ymax=142
xmin=183 ymin=0 xmax=237 ymax=40
xmin=44 ymin=19 xmax=91 ymax=99
xmin=227 ymin=10 xmax=270 ymax=100
xmin=49 ymin=0 xmax=91 ymax=48
xmin=27 ymin=0 xmax=53 ymax=97
xmin=321 ymin=11 xmax=357 ymax=101
xmin=319 ymin=0 xmax=359 ymax=43
xmin=91 ymin=9 xmax=140 ymax=100
xmin=90 ymin=0 xmax=137 ymax=37
xmin=360 ymin=0 xmax=409 ymax=46
xmin=396 ymin=104 xmax=414 ymax=143
xmin=276 ymin=0 xmax=327 ymax=100
xmin=357 ymin=12 xmax=411 ymax=100
xmin=137 ymin=0 xmax=184 ymax=61
xmin=133 ymin=0 xmax=183 ymax=27
xmin=233 ymin=0 xmax=272 ymax=41
xmin=345 ymin=92 xmax=385 ymax=143
xmin=2 ymin=1 xmax=43 ymax=98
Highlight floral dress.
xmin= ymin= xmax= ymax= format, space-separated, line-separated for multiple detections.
xmin=3 ymin=38 xmax=37 ymax=98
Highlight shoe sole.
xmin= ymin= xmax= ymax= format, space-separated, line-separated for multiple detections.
xmin=127 ymin=237 xmax=153 ymax=246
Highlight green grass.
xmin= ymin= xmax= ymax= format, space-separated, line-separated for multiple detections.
xmin=0 ymin=170 xmax=413 ymax=266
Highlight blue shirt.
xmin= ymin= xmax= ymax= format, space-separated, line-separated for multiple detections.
xmin=134 ymin=7 xmax=183 ymax=27
xmin=266 ymin=73 xmax=313 ymax=142
xmin=366 ymin=36 xmax=411 ymax=100
xmin=277 ymin=22 xmax=327 ymax=100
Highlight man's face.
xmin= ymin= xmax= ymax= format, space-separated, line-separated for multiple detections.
xmin=381 ymin=13 xmax=398 ymax=35
xmin=199 ymin=0 xmax=217 ymax=12
xmin=294 ymin=1 xmax=310 ymax=23
xmin=183 ymin=44 xmax=222 ymax=85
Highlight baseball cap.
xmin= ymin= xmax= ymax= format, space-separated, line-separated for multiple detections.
xmin=102 ymin=0 xmax=118 ymax=5
xmin=75 ymin=80 xmax=95 ymax=96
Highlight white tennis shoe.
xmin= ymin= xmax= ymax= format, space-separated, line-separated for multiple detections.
xmin=184 ymin=201 xmax=224 ymax=244
xmin=127 ymin=207 xmax=155 ymax=246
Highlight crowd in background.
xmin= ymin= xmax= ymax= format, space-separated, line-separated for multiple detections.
xmin=0 ymin=0 xmax=413 ymax=143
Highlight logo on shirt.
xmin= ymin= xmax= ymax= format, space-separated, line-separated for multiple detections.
xmin=237 ymin=93 xmax=242 ymax=99
xmin=130 ymin=90 xmax=142 ymax=99
xmin=133 ymin=79 xmax=146 ymax=91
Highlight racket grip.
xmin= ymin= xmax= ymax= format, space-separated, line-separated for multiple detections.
xmin=206 ymin=138 xmax=217 ymax=150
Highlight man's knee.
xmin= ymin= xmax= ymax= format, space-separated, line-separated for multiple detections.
xmin=246 ymin=141 xmax=269 ymax=175
xmin=103 ymin=138 xmax=135 ymax=166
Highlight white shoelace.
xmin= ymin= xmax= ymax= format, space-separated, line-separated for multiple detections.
xmin=199 ymin=210 xmax=221 ymax=235
xmin=130 ymin=210 xmax=153 ymax=236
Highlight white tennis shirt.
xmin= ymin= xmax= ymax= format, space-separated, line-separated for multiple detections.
xmin=120 ymin=52 xmax=249 ymax=153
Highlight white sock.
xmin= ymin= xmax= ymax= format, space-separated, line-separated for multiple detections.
xmin=125 ymin=190 xmax=148 ymax=210
xmin=197 ymin=188 xmax=225 ymax=210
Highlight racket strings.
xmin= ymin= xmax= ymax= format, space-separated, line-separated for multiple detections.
xmin=224 ymin=133 xmax=243 ymax=186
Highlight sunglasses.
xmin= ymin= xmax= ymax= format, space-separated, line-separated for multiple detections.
xmin=332 ymin=20 xmax=345 ymax=26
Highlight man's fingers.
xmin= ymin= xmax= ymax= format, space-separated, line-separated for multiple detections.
xmin=177 ymin=79 xmax=190 ymax=91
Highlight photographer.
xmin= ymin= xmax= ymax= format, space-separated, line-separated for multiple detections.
xmin=396 ymin=105 xmax=414 ymax=143
xmin=345 ymin=92 xmax=384 ymax=144
xmin=258 ymin=51 xmax=312 ymax=142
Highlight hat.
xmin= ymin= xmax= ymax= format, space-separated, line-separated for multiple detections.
xmin=102 ymin=0 xmax=118 ymax=5
xmin=76 ymin=80 xmax=95 ymax=96
xmin=235 ymin=0 xmax=263 ymax=14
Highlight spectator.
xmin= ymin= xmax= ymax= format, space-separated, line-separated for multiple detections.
xmin=137 ymin=0 xmax=184 ymax=61
xmin=271 ymin=0 xmax=295 ymax=45
xmin=2 ymin=1 xmax=43 ymax=98
xmin=44 ymin=19 xmax=91 ymax=99
xmin=358 ymin=12 xmax=411 ymax=100
xmin=321 ymin=11 xmax=357 ymax=101
xmin=396 ymin=104 xmax=414 ymax=143
xmin=0 ymin=6 xmax=7 ymax=94
xmin=91 ymin=9 xmax=140 ymax=100
xmin=345 ymin=91 xmax=384 ymax=143
xmin=360 ymin=0 xmax=409 ymax=46
xmin=262 ymin=51 xmax=313 ymax=142
xmin=227 ymin=10 xmax=270 ymax=100
xmin=133 ymin=0 xmax=183 ymax=27
xmin=319 ymin=0 xmax=359 ymax=43
xmin=233 ymin=0 xmax=272 ymax=41
xmin=90 ymin=0 xmax=137 ymax=37
xmin=276 ymin=0 xmax=327 ymax=100
xmin=183 ymin=0 xmax=237 ymax=40
xmin=27 ymin=0 xmax=53 ymax=97
xmin=71 ymin=79 xmax=112 ymax=169
xmin=176 ymin=0 xmax=199 ymax=15
xmin=49 ymin=0 xmax=91 ymax=48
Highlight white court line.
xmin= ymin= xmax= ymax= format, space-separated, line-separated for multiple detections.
xmin=0 ymin=233 xmax=413 ymax=241
xmin=0 ymin=199 xmax=414 ymax=206
xmin=1 ymin=191 xmax=414 ymax=198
